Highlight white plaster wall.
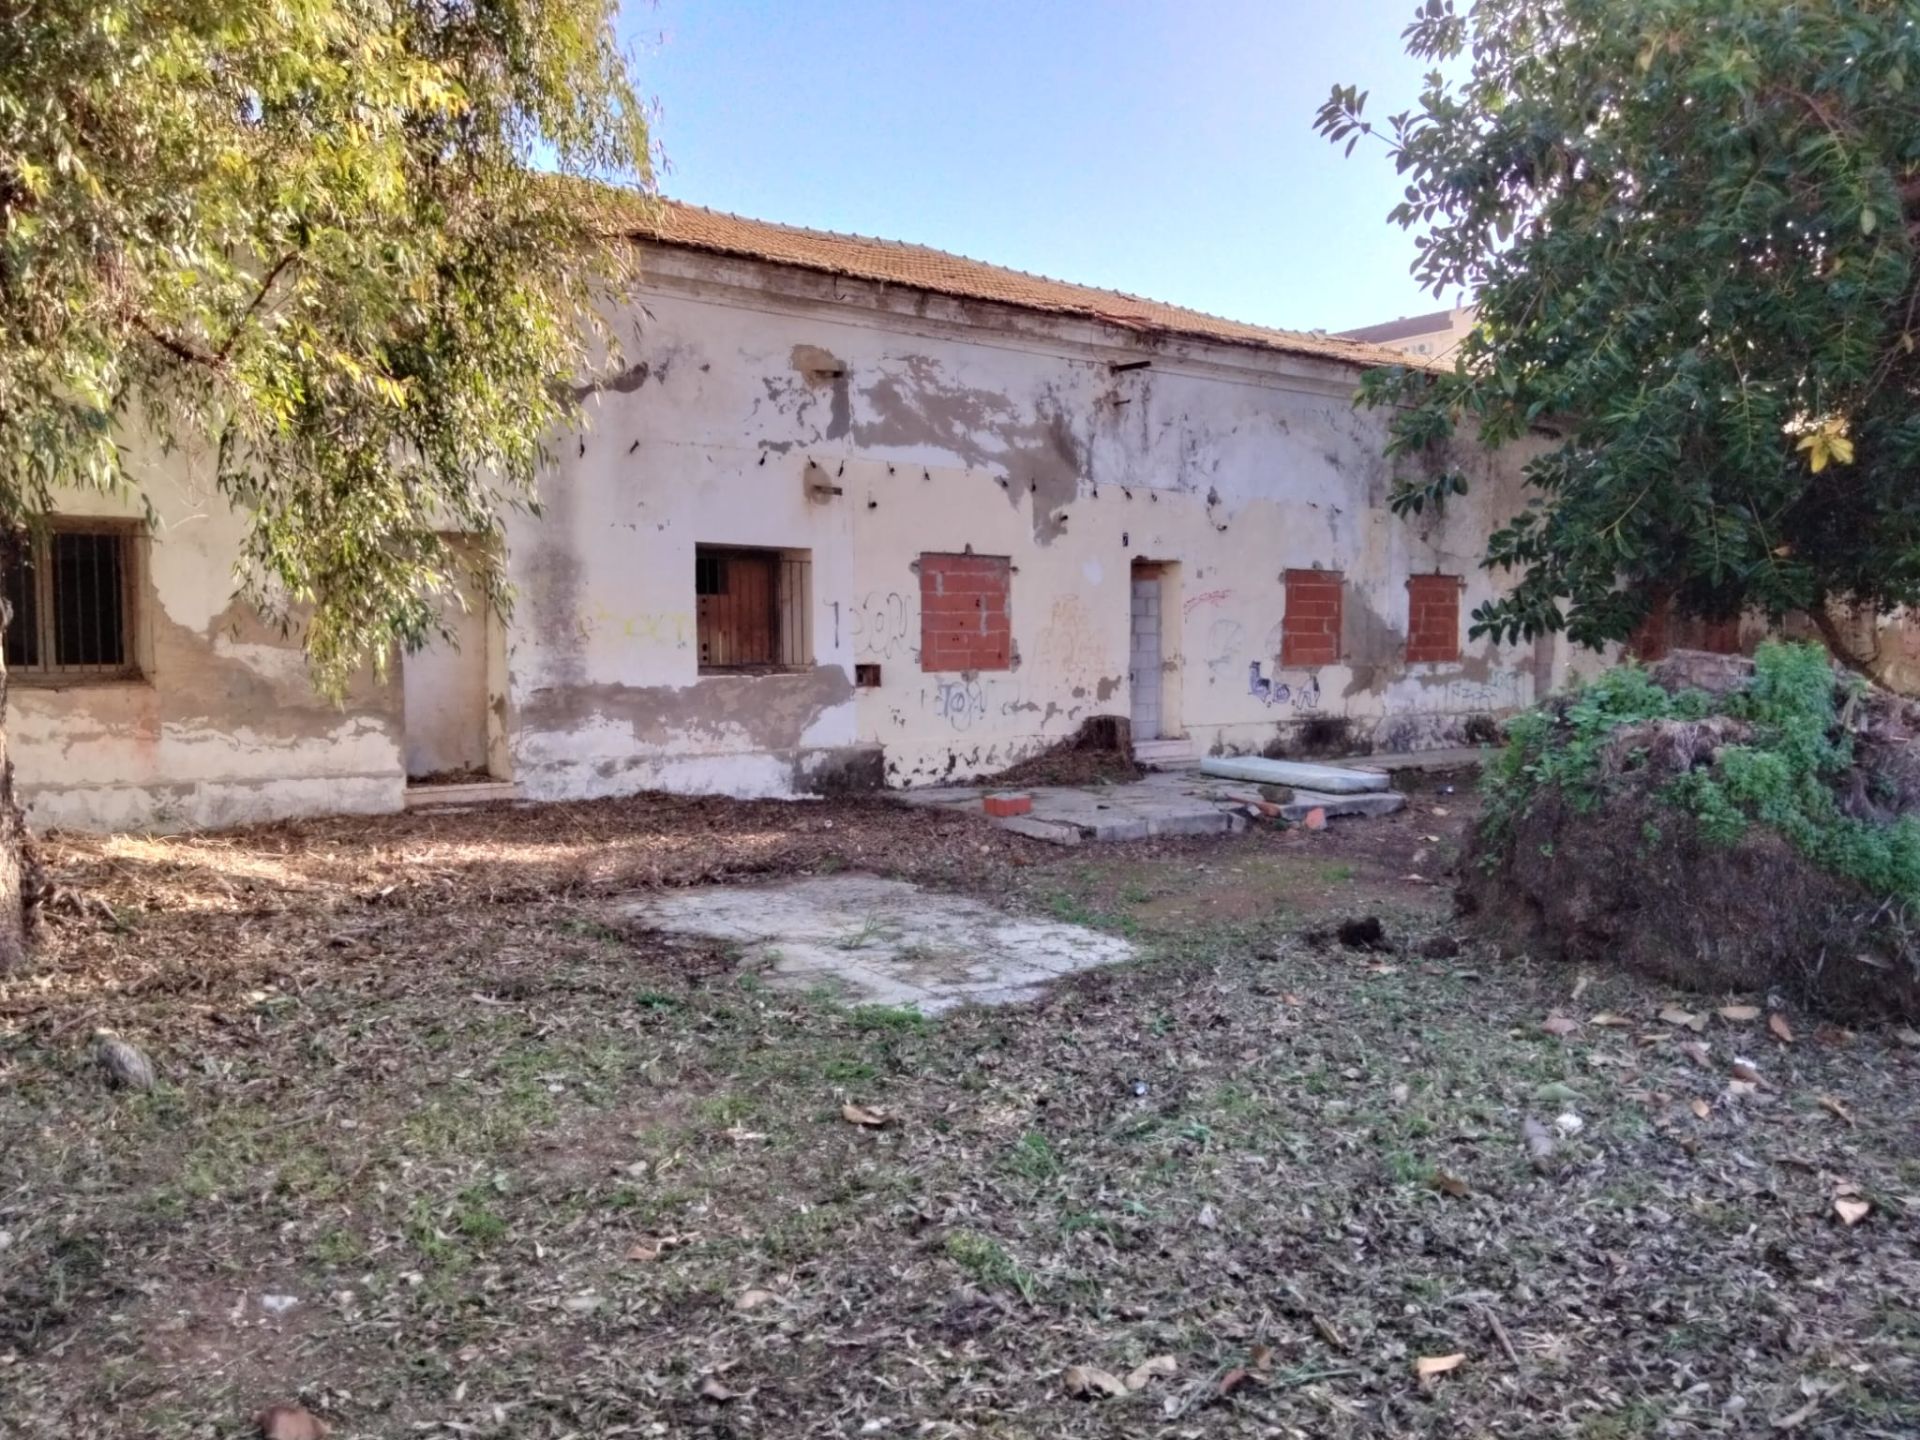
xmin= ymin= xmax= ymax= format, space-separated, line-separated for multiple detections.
xmin=9 ymin=443 xmax=405 ymax=832
xmin=508 ymin=249 xmax=1559 ymax=796
xmin=15 ymin=245 xmax=1575 ymax=831
xmin=499 ymin=314 xmax=862 ymax=800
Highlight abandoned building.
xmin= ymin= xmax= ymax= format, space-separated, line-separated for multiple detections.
xmin=11 ymin=203 xmax=1595 ymax=832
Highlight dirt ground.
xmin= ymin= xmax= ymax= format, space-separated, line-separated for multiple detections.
xmin=3 ymin=778 xmax=1917 ymax=1438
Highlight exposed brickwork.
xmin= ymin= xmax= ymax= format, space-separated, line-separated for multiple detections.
xmin=982 ymin=792 xmax=1032 ymax=817
xmin=1281 ymin=569 xmax=1343 ymax=667
xmin=1628 ymin=593 xmax=1673 ymax=662
xmin=920 ymin=552 xmax=1012 ymax=671
xmin=1406 ymin=573 xmax=1463 ymax=663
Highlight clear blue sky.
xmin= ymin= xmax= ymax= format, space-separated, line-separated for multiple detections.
xmin=625 ymin=1 xmax=1458 ymax=336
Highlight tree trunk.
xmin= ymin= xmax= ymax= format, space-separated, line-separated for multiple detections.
xmin=1809 ymin=602 xmax=1914 ymax=695
xmin=0 ymin=603 xmax=35 ymax=973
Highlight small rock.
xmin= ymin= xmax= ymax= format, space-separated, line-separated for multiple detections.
xmin=1522 ymin=1117 xmax=1556 ymax=1170
xmin=1336 ymin=916 xmax=1390 ymax=952
xmin=92 ymin=1031 xmax=155 ymax=1090
xmin=257 ymin=1404 xmax=329 ymax=1440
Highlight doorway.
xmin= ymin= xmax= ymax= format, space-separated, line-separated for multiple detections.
xmin=402 ymin=556 xmax=504 ymax=784
xmin=1129 ymin=561 xmax=1164 ymax=740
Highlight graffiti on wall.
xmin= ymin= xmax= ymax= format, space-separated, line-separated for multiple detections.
xmin=913 ymin=677 xmax=1087 ymax=735
xmin=576 ymin=605 xmax=693 ymax=648
xmin=850 ymin=590 xmax=916 ymax=660
xmin=1373 ymin=673 xmax=1531 ymax=751
xmin=1246 ymin=661 xmax=1322 ymax=710
xmin=1034 ymin=594 xmax=1101 ymax=692
xmin=1204 ymin=618 xmax=1245 ymax=682
xmin=1183 ymin=588 xmax=1231 ymax=616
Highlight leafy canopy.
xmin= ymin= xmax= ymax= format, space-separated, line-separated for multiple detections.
xmin=1318 ymin=0 xmax=1920 ymax=661
xmin=1 ymin=0 xmax=651 ymax=689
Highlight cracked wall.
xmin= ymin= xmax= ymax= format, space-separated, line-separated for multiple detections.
xmin=10 ymin=440 xmax=404 ymax=832
xmin=19 ymin=248 xmax=1573 ymax=830
xmin=525 ymin=251 xmax=1565 ymax=793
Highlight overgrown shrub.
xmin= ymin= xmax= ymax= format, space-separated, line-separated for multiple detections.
xmin=1484 ymin=642 xmax=1920 ymax=907
xmin=1467 ymin=642 xmax=1920 ymax=1018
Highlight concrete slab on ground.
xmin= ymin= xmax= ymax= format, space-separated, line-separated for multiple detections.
xmin=1200 ymin=755 xmax=1389 ymax=793
xmin=897 ymin=766 xmax=1403 ymax=844
xmin=1279 ymin=788 xmax=1406 ymax=821
xmin=1337 ymin=746 xmax=1489 ymax=773
xmin=619 ymin=875 xmax=1135 ymax=1013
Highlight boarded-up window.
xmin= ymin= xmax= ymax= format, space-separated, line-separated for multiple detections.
xmin=1406 ymin=573 xmax=1464 ymax=663
xmin=920 ymin=553 xmax=1011 ymax=671
xmin=695 ymin=546 xmax=810 ymax=671
xmin=1281 ymin=569 xmax=1342 ymax=667
xmin=2 ymin=524 xmax=140 ymax=682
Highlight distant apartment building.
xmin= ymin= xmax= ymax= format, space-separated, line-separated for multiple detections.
xmin=1336 ymin=305 xmax=1477 ymax=360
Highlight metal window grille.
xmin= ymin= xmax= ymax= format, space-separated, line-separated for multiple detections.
xmin=2 ymin=527 xmax=138 ymax=681
xmin=695 ymin=546 xmax=810 ymax=671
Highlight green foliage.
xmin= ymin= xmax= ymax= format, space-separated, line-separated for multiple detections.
xmin=1484 ymin=642 xmax=1920 ymax=905
xmin=1318 ymin=1 xmax=1920 ymax=655
xmin=2 ymin=0 xmax=651 ymax=692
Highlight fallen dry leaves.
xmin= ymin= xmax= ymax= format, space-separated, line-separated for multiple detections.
xmin=1124 ymin=1355 xmax=1177 ymax=1391
xmin=1817 ymin=1094 xmax=1857 ymax=1128
xmin=1431 ymin=1169 xmax=1471 ymax=1198
xmin=1769 ymin=1012 xmax=1796 ymax=1044
xmin=840 ymin=1102 xmax=891 ymax=1128
xmin=1660 ymin=1007 xmax=1708 ymax=1032
xmin=1542 ymin=1013 xmax=1579 ymax=1038
xmin=1063 ymin=1364 xmax=1129 ymax=1400
xmin=6 ymin=794 xmax=1918 ymax=1440
xmin=1718 ymin=1003 xmax=1761 ymax=1022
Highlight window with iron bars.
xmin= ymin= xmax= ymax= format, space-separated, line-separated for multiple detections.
xmin=2 ymin=525 xmax=141 ymax=682
xmin=694 ymin=545 xmax=811 ymax=671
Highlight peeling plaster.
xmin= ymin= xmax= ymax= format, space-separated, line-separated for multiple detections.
xmin=519 ymin=665 xmax=854 ymax=756
xmin=856 ymin=355 xmax=1086 ymax=544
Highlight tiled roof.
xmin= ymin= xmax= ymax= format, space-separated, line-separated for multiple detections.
xmin=631 ymin=200 xmax=1430 ymax=372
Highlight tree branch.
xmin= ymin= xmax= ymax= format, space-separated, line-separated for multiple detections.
xmin=1810 ymin=601 xmax=1886 ymax=685
xmin=215 ymin=251 xmax=299 ymax=362
xmin=128 ymin=313 xmax=221 ymax=369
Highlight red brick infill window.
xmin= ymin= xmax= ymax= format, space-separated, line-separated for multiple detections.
xmin=1281 ymin=569 xmax=1343 ymax=667
xmin=1406 ymin=573 xmax=1464 ymax=663
xmin=919 ymin=552 xmax=1012 ymax=671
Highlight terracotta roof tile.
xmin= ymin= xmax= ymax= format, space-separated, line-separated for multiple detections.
xmin=632 ymin=201 xmax=1431 ymax=372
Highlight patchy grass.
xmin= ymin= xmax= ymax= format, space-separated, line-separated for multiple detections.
xmin=0 ymin=789 xmax=1916 ymax=1436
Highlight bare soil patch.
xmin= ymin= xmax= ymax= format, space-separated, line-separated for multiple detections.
xmin=2 ymin=787 xmax=1916 ymax=1438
